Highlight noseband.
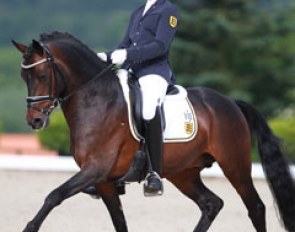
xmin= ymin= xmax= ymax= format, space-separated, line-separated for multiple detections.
xmin=22 ymin=41 xmax=113 ymax=116
xmin=26 ymin=96 xmax=59 ymax=116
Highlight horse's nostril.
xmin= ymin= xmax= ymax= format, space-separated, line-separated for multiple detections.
xmin=29 ymin=118 xmax=45 ymax=129
xmin=32 ymin=118 xmax=42 ymax=125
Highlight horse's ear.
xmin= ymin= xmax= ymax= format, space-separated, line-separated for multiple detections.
xmin=32 ymin=39 xmax=44 ymax=57
xmin=11 ymin=40 xmax=27 ymax=54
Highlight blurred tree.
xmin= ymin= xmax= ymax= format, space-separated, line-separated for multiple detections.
xmin=171 ymin=0 xmax=295 ymax=117
xmin=0 ymin=47 xmax=27 ymax=132
xmin=0 ymin=0 xmax=139 ymax=49
xmin=0 ymin=120 xmax=3 ymax=134
xmin=0 ymin=0 xmax=139 ymax=132
xmin=269 ymin=117 xmax=295 ymax=162
xmin=37 ymin=111 xmax=70 ymax=156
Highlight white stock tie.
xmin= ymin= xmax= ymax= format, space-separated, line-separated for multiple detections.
xmin=143 ymin=0 xmax=157 ymax=16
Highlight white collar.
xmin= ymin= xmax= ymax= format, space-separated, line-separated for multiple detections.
xmin=146 ymin=0 xmax=157 ymax=4
xmin=143 ymin=0 xmax=157 ymax=15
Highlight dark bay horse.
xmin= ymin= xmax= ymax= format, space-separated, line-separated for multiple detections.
xmin=12 ymin=32 xmax=295 ymax=232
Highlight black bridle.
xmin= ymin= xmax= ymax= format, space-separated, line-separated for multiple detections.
xmin=22 ymin=41 xmax=113 ymax=116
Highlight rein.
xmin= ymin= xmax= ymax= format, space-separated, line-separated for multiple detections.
xmin=22 ymin=42 xmax=113 ymax=115
xmin=59 ymin=63 xmax=113 ymax=103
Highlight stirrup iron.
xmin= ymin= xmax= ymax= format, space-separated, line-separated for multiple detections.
xmin=143 ymin=171 xmax=163 ymax=197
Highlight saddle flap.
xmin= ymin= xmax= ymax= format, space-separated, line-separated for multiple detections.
xmin=128 ymin=75 xmax=143 ymax=136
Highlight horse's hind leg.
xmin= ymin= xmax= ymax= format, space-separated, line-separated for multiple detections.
xmin=168 ymin=168 xmax=224 ymax=232
xmin=219 ymin=158 xmax=266 ymax=232
xmin=96 ymin=182 xmax=128 ymax=232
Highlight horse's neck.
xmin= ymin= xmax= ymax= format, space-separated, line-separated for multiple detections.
xmin=61 ymin=69 xmax=127 ymax=134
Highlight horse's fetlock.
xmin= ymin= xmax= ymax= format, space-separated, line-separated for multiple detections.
xmin=256 ymin=202 xmax=265 ymax=215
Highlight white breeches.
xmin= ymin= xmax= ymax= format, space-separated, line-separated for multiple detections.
xmin=117 ymin=70 xmax=168 ymax=121
xmin=139 ymin=75 xmax=168 ymax=120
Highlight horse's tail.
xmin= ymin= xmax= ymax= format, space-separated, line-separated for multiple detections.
xmin=235 ymin=100 xmax=295 ymax=232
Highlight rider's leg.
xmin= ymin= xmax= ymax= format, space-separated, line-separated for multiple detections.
xmin=139 ymin=75 xmax=168 ymax=195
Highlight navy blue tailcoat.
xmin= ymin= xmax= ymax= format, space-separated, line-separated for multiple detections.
xmin=108 ymin=0 xmax=178 ymax=83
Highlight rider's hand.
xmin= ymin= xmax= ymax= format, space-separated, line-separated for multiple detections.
xmin=111 ymin=49 xmax=127 ymax=65
xmin=97 ymin=52 xmax=107 ymax=62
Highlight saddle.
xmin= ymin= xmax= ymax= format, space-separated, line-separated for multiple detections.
xmin=128 ymin=74 xmax=179 ymax=138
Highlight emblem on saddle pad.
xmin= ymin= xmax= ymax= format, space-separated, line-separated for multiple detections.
xmin=184 ymin=110 xmax=194 ymax=135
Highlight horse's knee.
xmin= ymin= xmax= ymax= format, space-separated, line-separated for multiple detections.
xmin=45 ymin=189 xmax=64 ymax=208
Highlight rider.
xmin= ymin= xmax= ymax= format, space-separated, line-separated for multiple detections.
xmin=98 ymin=0 xmax=179 ymax=196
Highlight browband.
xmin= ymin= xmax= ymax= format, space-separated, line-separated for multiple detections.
xmin=21 ymin=58 xmax=48 ymax=69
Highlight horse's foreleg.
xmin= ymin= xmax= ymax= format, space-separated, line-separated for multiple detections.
xmin=96 ymin=182 xmax=128 ymax=232
xmin=23 ymin=165 xmax=99 ymax=232
xmin=167 ymin=168 xmax=224 ymax=232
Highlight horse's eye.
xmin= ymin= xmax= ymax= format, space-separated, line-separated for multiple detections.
xmin=38 ymin=74 xmax=47 ymax=79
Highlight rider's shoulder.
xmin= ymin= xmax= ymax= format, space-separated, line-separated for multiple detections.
xmin=159 ymin=1 xmax=178 ymax=14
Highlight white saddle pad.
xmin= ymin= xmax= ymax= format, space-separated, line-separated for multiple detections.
xmin=118 ymin=74 xmax=198 ymax=143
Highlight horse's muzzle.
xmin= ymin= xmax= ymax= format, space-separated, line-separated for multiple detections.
xmin=28 ymin=117 xmax=49 ymax=130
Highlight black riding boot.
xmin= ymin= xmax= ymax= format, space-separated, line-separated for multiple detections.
xmin=144 ymin=107 xmax=164 ymax=196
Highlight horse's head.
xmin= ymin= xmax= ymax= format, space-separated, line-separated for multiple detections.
xmin=12 ymin=39 xmax=60 ymax=130
xmin=12 ymin=32 xmax=119 ymax=131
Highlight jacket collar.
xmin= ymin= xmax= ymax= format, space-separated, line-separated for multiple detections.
xmin=154 ymin=0 xmax=166 ymax=5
